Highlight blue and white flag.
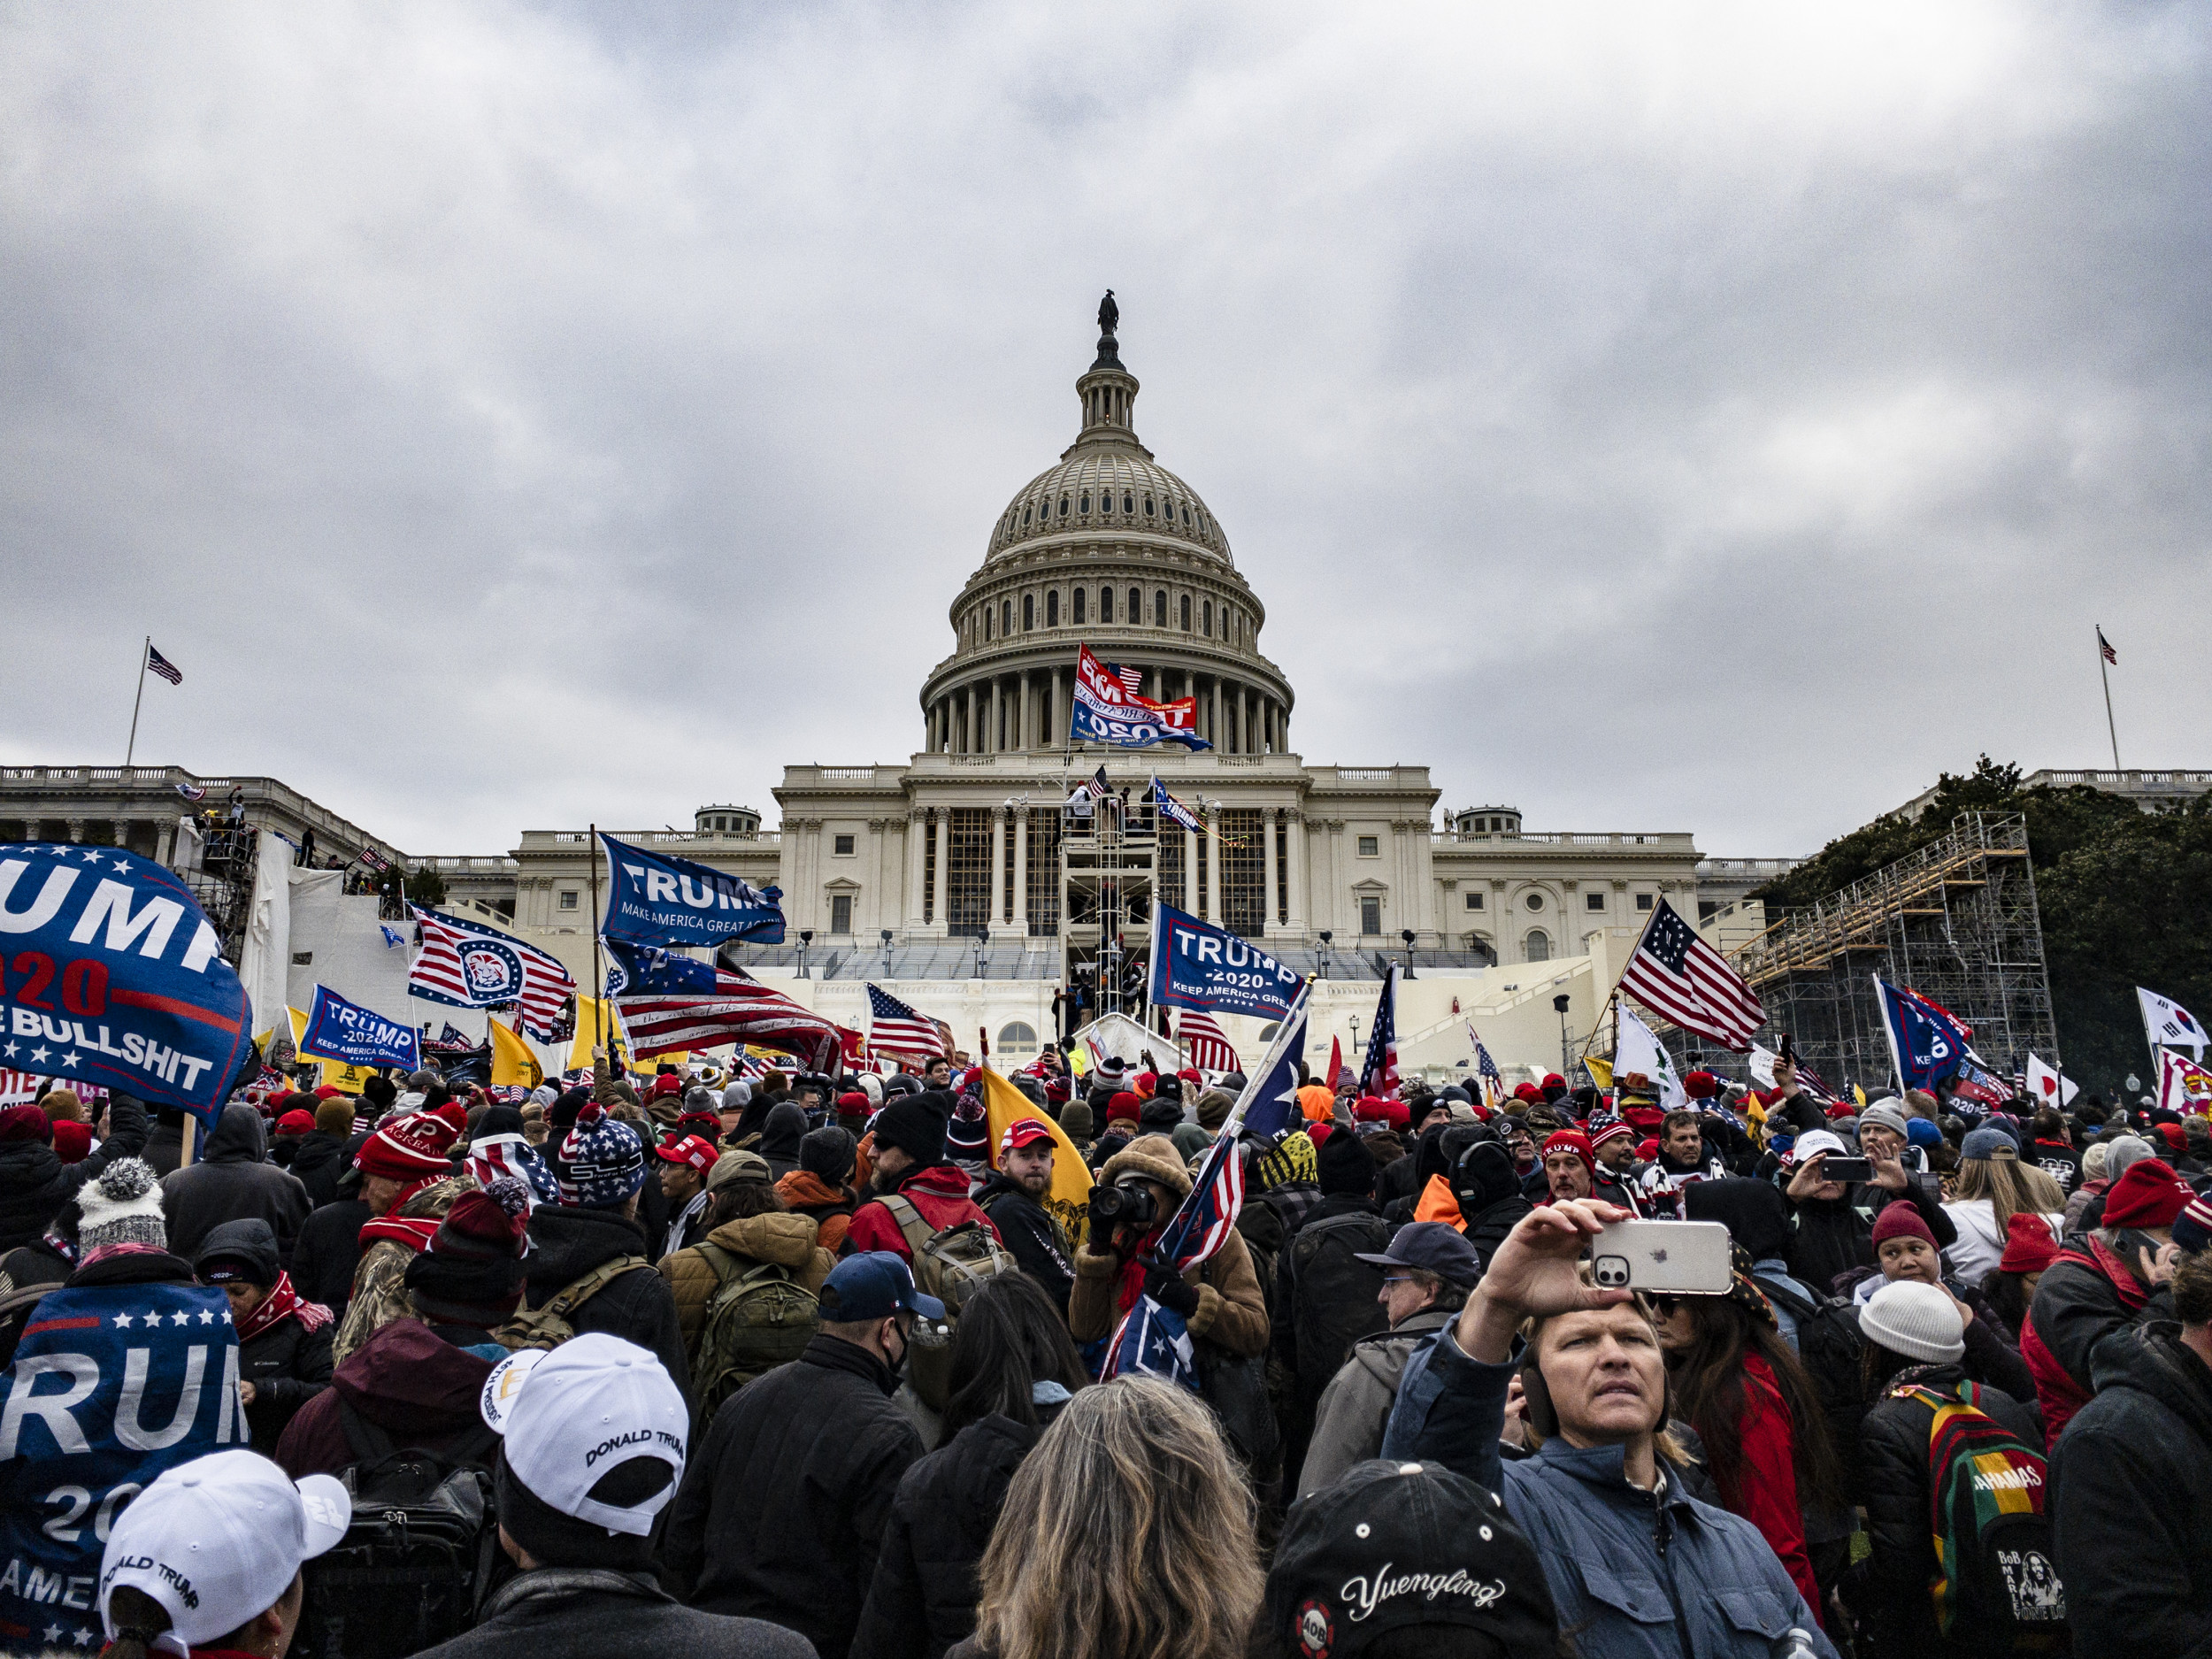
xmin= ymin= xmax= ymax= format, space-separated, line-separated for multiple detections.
xmin=599 ymin=833 xmax=786 ymax=949
xmin=603 ymin=941 xmax=718 ymax=997
xmin=0 ymin=1279 xmax=245 ymax=1650
xmin=380 ymin=924 xmax=406 ymax=949
xmin=0 ymin=843 xmax=253 ymax=1127
xmin=1147 ymin=902 xmax=1302 ymax=1021
xmin=301 ymin=983 xmax=419 ymax=1071
xmin=1150 ymin=778 xmax=1202 ymax=835
xmin=1100 ymin=1294 xmax=1196 ymax=1390
xmin=1872 ymin=975 xmax=1972 ymax=1094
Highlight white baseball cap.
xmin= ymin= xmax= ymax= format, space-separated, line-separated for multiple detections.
xmin=479 ymin=1332 xmax=687 ymax=1536
xmin=1792 ymin=1129 xmax=1847 ymax=1165
xmin=100 ymin=1451 xmax=349 ymax=1652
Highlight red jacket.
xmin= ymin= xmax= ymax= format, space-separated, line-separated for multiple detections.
xmin=273 ymin=1316 xmax=493 ymax=1479
xmin=1713 ymin=1350 xmax=1823 ymax=1627
xmin=843 ymin=1163 xmax=1002 ymax=1262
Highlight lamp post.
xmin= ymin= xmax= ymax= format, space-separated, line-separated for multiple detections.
xmin=1400 ymin=928 xmax=1417 ymax=980
xmin=1317 ymin=930 xmax=1333 ymax=980
xmin=798 ymin=930 xmax=813 ymax=980
xmin=1553 ymin=993 xmax=1573 ymax=1080
xmin=879 ymin=928 xmax=895 ymax=978
xmin=975 ymin=925 xmax=990 ymax=980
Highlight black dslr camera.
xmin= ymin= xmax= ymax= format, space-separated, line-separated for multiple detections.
xmin=1088 ymin=1177 xmax=1159 ymax=1233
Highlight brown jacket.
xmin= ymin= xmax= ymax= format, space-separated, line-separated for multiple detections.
xmin=1068 ymin=1225 xmax=1270 ymax=1356
xmin=658 ymin=1211 xmax=833 ymax=1359
xmin=774 ymin=1171 xmax=857 ymax=1255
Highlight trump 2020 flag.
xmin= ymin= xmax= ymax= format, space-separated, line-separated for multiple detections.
xmin=2139 ymin=987 xmax=2207 ymax=1056
xmin=600 ymin=833 xmax=787 ymax=949
xmin=1147 ymin=902 xmax=1303 ymax=1021
xmin=1071 ymin=646 xmax=1210 ymax=750
xmin=1873 ymin=975 xmax=1972 ymax=1094
xmin=300 ymin=983 xmax=420 ymax=1071
xmin=0 ymin=843 xmax=252 ymax=1127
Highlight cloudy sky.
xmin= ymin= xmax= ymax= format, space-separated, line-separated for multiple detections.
xmin=4 ymin=1 xmax=2206 ymax=859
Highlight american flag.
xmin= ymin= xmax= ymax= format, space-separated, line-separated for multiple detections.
xmin=865 ymin=983 xmax=946 ymax=1063
xmin=618 ymin=964 xmax=841 ymax=1071
xmin=1358 ymin=964 xmax=1400 ymax=1094
xmin=2099 ymin=626 xmax=2117 ymax=665
xmin=1178 ymin=1009 xmax=1238 ymax=1073
xmin=406 ymin=905 xmax=577 ymax=1042
xmin=1108 ymin=663 xmax=1145 ymax=696
xmin=1079 ymin=765 xmax=1110 ymax=800
xmin=1617 ymin=898 xmax=1765 ymax=1053
xmin=146 ymin=642 xmax=182 ymax=685
xmin=1470 ymin=1022 xmax=1502 ymax=1098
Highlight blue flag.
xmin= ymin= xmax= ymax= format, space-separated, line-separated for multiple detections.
xmin=602 ymin=941 xmax=719 ymax=996
xmin=1873 ymin=975 xmax=1971 ymax=1094
xmin=301 ymin=983 xmax=420 ymax=1071
xmin=1236 ymin=989 xmax=1310 ymax=1143
xmin=1146 ymin=903 xmax=1302 ymax=1020
xmin=0 ymin=1280 xmax=245 ymax=1648
xmin=599 ymin=833 xmax=786 ymax=949
xmin=1101 ymin=1294 xmax=1197 ymax=1390
xmin=0 ymin=843 xmax=253 ymax=1127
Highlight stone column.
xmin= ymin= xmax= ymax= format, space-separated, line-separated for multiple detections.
xmin=1204 ymin=803 xmax=1223 ymax=924
xmin=1011 ymin=809 xmax=1030 ymax=933
xmin=1237 ymin=686 xmax=1249 ymax=756
xmin=906 ymin=810 xmax=928 ymax=927
xmin=155 ymin=819 xmax=175 ymax=865
xmin=1210 ymin=680 xmax=1224 ymax=749
xmin=1049 ymin=668 xmax=1063 ymax=748
xmin=932 ymin=809 xmax=951 ymax=933
xmin=1017 ymin=672 xmax=1031 ymax=750
xmin=114 ymin=820 xmax=134 ymax=856
xmin=1184 ymin=825 xmax=1199 ymax=914
xmin=1279 ymin=704 xmax=1291 ymax=752
xmin=66 ymin=819 xmax=85 ymax=843
xmin=965 ymin=687 xmax=979 ymax=755
xmin=1287 ymin=812 xmax=1310 ymax=932
xmin=989 ymin=806 xmax=1007 ymax=926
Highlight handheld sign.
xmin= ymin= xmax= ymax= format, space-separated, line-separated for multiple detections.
xmin=301 ymin=983 xmax=420 ymax=1071
xmin=0 ymin=844 xmax=252 ymax=1126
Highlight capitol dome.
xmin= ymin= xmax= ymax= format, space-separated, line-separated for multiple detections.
xmin=918 ymin=303 xmax=1293 ymax=759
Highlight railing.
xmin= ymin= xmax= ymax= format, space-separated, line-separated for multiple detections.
xmin=1436 ymin=830 xmax=1698 ymax=850
xmin=1 ymin=765 xmax=400 ymax=862
xmin=531 ymin=829 xmax=781 ymax=848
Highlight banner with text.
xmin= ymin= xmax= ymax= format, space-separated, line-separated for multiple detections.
xmin=0 ymin=844 xmax=253 ymax=1126
xmin=1147 ymin=902 xmax=1302 ymax=1020
xmin=1071 ymin=646 xmax=1211 ymax=750
xmin=301 ymin=983 xmax=420 ymax=1071
xmin=599 ymin=833 xmax=787 ymax=949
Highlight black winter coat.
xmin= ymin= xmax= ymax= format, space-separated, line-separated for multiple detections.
xmin=413 ymin=1567 xmax=812 ymax=1659
xmin=0 ymin=1093 xmax=148 ymax=1250
xmin=1785 ymin=1181 xmax=1955 ymax=1298
xmin=1859 ymin=1364 xmax=2040 ymax=1659
xmin=851 ymin=1411 xmax=1051 ymax=1659
xmin=523 ymin=1204 xmax=690 ymax=1396
xmin=2051 ymin=1322 xmax=2212 ymax=1659
xmin=194 ymin=1217 xmax=334 ymax=1454
xmin=159 ymin=1106 xmax=311 ymax=1263
xmin=288 ymin=1131 xmax=349 ymax=1209
xmin=1463 ymin=1191 xmax=1532 ymax=1274
xmin=977 ymin=1172 xmax=1074 ymax=1315
xmin=664 ymin=1333 xmax=925 ymax=1659
xmin=290 ymin=1197 xmax=371 ymax=1315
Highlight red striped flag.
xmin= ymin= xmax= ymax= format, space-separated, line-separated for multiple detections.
xmin=1617 ymin=898 xmax=1765 ymax=1052
xmin=866 ymin=983 xmax=947 ymax=1064
xmin=407 ymin=906 xmax=576 ymax=1043
xmin=618 ymin=968 xmax=841 ymax=1071
xmin=1178 ymin=1009 xmax=1239 ymax=1074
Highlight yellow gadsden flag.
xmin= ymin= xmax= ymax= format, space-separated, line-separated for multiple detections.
xmin=980 ymin=1064 xmax=1094 ymax=1251
xmin=491 ymin=1018 xmax=544 ymax=1089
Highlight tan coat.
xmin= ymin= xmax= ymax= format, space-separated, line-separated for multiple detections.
xmin=1067 ymin=1225 xmax=1270 ymax=1357
xmin=657 ymin=1211 xmax=833 ymax=1359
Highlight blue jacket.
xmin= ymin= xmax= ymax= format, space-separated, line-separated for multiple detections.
xmin=1383 ymin=1325 xmax=1836 ymax=1659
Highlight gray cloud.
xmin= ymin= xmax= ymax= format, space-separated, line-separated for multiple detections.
xmin=3 ymin=1 xmax=2205 ymax=857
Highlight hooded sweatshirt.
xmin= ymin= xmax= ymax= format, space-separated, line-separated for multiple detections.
xmin=159 ymin=1105 xmax=312 ymax=1263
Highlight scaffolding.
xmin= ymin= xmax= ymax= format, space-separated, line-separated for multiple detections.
xmin=1062 ymin=793 xmax=1157 ymax=1021
xmin=1701 ymin=812 xmax=2059 ymax=1091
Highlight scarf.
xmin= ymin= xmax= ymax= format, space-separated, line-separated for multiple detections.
xmin=662 ymin=1188 xmax=710 ymax=1261
xmin=236 ymin=1270 xmax=333 ymax=1341
xmin=1115 ymin=1224 xmax=1174 ymax=1315
xmin=357 ymin=1216 xmax=441 ymax=1254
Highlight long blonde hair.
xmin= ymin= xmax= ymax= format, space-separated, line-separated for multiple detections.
xmin=972 ymin=1378 xmax=1263 ymax=1659
xmin=1952 ymin=1156 xmax=2066 ymax=1233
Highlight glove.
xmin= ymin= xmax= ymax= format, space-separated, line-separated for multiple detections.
xmin=1145 ymin=1264 xmax=1201 ymax=1319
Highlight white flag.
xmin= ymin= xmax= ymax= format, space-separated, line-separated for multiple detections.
xmin=2157 ymin=1048 xmax=2212 ymax=1115
xmin=2024 ymin=1053 xmax=2078 ymax=1109
xmin=1747 ymin=1043 xmax=1780 ymax=1090
xmin=2139 ymin=987 xmax=2207 ymax=1056
xmin=1615 ymin=1006 xmax=1686 ymax=1112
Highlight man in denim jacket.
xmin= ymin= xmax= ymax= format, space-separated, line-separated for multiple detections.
xmin=1381 ymin=1198 xmax=1836 ymax=1659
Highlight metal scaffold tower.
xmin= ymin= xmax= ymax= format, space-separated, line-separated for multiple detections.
xmin=1062 ymin=787 xmax=1157 ymax=1021
xmin=1715 ymin=812 xmax=2059 ymax=1092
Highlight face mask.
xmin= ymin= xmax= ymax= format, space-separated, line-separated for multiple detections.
xmin=884 ymin=1317 xmax=910 ymax=1380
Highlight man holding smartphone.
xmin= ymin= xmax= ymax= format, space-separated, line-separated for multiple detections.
xmin=1381 ymin=1200 xmax=1837 ymax=1657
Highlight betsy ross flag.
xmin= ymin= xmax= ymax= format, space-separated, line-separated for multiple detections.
xmin=609 ymin=942 xmax=841 ymax=1071
xmin=146 ymin=643 xmax=182 ymax=685
xmin=866 ymin=983 xmax=946 ymax=1063
xmin=2099 ymin=627 xmax=2117 ymax=665
xmin=1358 ymin=964 xmax=1401 ymax=1094
xmin=1617 ymin=897 xmax=1765 ymax=1052
xmin=408 ymin=906 xmax=576 ymax=1042
xmin=1178 ymin=1008 xmax=1238 ymax=1073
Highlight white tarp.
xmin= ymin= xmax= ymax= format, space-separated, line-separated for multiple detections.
xmin=234 ymin=838 xmax=291 ymax=1040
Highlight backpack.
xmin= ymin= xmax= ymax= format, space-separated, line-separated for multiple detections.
xmin=492 ymin=1254 xmax=651 ymax=1352
xmin=879 ymin=1193 xmax=1020 ymax=1410
xmin=294 ymin=1402 xmax=503 ymax=1659
xmin=690 ymin=1241 xmax=819 ymax=1418
xmin=1900 ymin=1382 xmax=2068 ymax=1653
xmin=1755 ymin=1274 xmax=1874 ymax=1496
xmin=1286 ymin=1210 xmax=1393 ymax=1405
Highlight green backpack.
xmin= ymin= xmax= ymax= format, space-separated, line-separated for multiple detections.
xmin=692 ymin=1242 xmax=820 ymax=1417
xmin=878 ymin=1194 xmax=1021 ymax=1410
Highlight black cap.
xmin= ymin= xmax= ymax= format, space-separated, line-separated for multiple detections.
xmin=1267 ymin=1460 xmax=1557 ymax=1659
xmin=1353 ymin=1220 xmax=1482 ymax=1287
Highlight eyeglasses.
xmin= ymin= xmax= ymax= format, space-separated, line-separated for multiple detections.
xmin=1647 ymin=1295 xmax=1681 ymax=1314
xmin=1379 ymin=1275 xmax=1416 ymax=1287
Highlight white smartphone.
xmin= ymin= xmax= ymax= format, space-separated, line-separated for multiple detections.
xmin=1590 ymin=1220 xmax=1734 ymax=1295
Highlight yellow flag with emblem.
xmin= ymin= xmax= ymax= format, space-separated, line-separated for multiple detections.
xmin=980 ymin=1064 xmax=1094 ymax=1251
xmin=490 ymin=1018 xmax=544 ymax=1088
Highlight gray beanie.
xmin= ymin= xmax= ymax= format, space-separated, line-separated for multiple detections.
xmin=1861 ymin=1279 xmax=1965 ymax=1365
xmin=75 ymin=1157 xmax=166 ymax=1252
xmin=1859 ymin=1101 xmax=1912 ymax=1141
xmin=2104 ymin=1134 xmax=2156 ymax=1182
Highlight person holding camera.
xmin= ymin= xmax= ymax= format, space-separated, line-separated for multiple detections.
xmin=1382 ymin=1198 xmax=1838 ymax=1658
xmin=1067 ymin=1134 xmax=1269 ymax=1360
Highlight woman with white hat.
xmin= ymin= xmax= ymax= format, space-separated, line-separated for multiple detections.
xmin=98 ymin=1450 xmax=349 ymax=1659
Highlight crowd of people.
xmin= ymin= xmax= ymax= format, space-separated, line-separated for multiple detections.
xmin=1 ymin=1038 xmax=2208 ymax=1659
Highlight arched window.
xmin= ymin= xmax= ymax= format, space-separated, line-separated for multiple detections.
xmin=1182 ymin=505 xmax=1192 ymax=526
xmin=984 ymin=608 xmax=993 ymax=641
xmin=996 ymin=1021 xmax=1039 ymax=1056
xmin=1072 ymin=588 xmax=1087 ymax=625
xmin=1180 ymin=595 xmax=1192 ymax=631
xmin=1079 ymin=493 xmax=1090 ymax=514
xmin=1134 ymin=588 xmax=1147 ymax=624
xmin=1153 ymin=589 xmax=1166 ymax=626
xmin=1047 ymin=590 xmax=1060 ymax=626
xmin=1023 ymin=503 xmax=1033 ymax=526
xmin=1144 ymin=495 xmax=1156 ymax=518
xmin=1058 ymin=495 xmax=1070 ymax=518
xmin=1202 ymin=600 xmax=1213 ymax=636
xmin=1099 ymin=587 xmax=1113 ymax=623
xmin=1123 ymin=493 xmax=1133 ymax=514
xmin=1002 ymin=599 xmax=1012 ymax=637
xmin=1022 ymin=594 xmax=1034 ymax=631
xmin=1525 ymin=930 xmax=1551 ymax=963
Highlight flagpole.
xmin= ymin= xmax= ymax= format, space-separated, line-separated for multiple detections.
xmin=125 ymin=635 xmax=150 ymax=766
xmin=588 ymin=822 xmax=605 ymax=1061
xmin=2139 ymin=992 xmax=2163 ymax=1084
xmin=2098 ymin=626 xmax=2120 ymax=772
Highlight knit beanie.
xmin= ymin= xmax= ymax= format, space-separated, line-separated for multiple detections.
xmin=404 ymin=1179 xmax=531 ymax=1327
xmin=51 ymin=1120 xmax=93 ymax=1165
xmin=1139 ymin=1096 xmax=1182 ymax=1134
xmin=1317 ymin=1129 xmax=1377 ymax=1197
xmin=1999 ymin=1211 xmax=2062 ymax=1274
xmin=1858 ymin=1101 xmax=1911 ymax=1141
xmin=0 ymin=1104 xmax=51 ymax=1145
xmin=1861 ymin=1279 xmax=1965 ymax=1364
xmin=1196 ymin=1089 xmax=1235 ymax=1133
xmin=356 ymin=1102 xmax=467 ymax=1179
xmin=1682 ymin=1071 xmax=1719 ymax=1101
xmin=2102 ymin=1158 xmax=2195 ymax=1231
xmin=799 ymin=1125 xmax=856 ymax=1184
xmin=1870 ymin=1202 xmax=1939 ymax=1253
xmin=557 ymin=1104 xmax=648 ymax=1207
xmin=76 ymin=1158 xmax=166 ymax=1252
xmin=2172 ymin=1194 xmax=2212 ymax=1257
xmin=1253 ymin=1130 xmax=1318 ymax=1192
xmin=1541 ymin=1131 xmax=1595 ymax=1178
xmin=1452 ymin=1140 xmax=1522 ymax=1214
xmin=873 ymin=1091 xmax=951 ymax=1167
xmin=40 ymin=1090 xmax=84 ymax=1124
xmin=1297 ymin=1084 xmax=1334 ymax=1124
xmin=1059 ymin=1101 xmax=1094 ymax=1141
xmin=1105 ymin=1092 xmax=1142 ymax=1126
